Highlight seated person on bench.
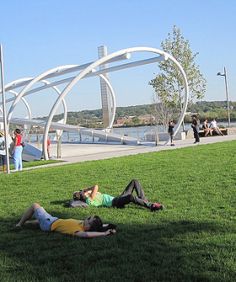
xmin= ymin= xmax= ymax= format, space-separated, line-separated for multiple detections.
xmin=210 ymin=119 xmax=224 ymax=136
xmin=202 ymin=119 xmax=213 ymax=137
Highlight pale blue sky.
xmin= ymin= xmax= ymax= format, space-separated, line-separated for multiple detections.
xmin=0 ymin=0 xmax=235 ymax=117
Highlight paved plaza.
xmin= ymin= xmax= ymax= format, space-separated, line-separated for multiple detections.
xmin=48 ymin=134 xmax=235 ymax=164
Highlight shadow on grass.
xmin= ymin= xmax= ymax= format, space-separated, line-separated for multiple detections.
xmin=50 ymin=199 xmax=70 ymax=206
xmin=0 ymin=216 xmax=235 ymax=282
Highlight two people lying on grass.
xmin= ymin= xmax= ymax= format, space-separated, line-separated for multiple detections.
xmin=15 ymin=203 xmax=116 ymax=238
xmin=73 ymin=179 xmax=163 ymax=212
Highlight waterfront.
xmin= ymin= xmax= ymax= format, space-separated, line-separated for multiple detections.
xmin=25 ymin=122 xmax=236 ymax=144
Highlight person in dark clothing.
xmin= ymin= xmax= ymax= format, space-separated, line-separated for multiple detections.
xmin=191 ymin=115 xmax=200 ymax=143
xmin=168 ymin=120 xmax=175 ymax=146
xmin=73 ymin=179 xmax=164 ymax=212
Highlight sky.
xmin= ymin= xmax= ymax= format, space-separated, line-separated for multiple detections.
xmin=0 ymin=0 xmax=236 ymax=117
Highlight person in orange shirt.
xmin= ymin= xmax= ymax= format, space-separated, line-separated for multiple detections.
xmin=15 ymin=203 xmax=116 ymax=238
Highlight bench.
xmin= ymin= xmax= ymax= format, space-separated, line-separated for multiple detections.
xmin=199 ymin=128 xmax=227 ymax=137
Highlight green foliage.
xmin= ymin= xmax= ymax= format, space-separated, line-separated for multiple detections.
xmin=150 ymin=26 xmax=207 ymax=126
xmin=0 ymin=141 xmax=235 ymax=281
xmin=37 ymin=101 xmax=236 ymax=129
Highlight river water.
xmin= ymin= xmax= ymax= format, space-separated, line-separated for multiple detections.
xmin=26 ymin=122 xmax=236 ymax=144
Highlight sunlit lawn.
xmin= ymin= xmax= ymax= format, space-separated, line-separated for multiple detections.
xmin=0 ymin=141 xmax=235 ymax=282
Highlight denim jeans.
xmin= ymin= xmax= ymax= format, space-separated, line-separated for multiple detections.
xmin=13 ymin=146 xmax=23 ymax=171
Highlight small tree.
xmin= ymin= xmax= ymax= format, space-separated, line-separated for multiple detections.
xmin=150 ymin=26 xmax=206 ymax=129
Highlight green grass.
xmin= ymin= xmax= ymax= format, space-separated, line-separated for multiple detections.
xmin=0 ymin=159 xmax=63 ymax=172
xmin=0 ymin=141 xmax=235 ymax=282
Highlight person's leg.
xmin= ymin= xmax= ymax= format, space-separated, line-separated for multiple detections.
xmin=16 ymin=203 xmax=41 ymax=227
xmin=120 ymin=179 xmax=147 ymax=200
xmin=0 ymin=155 xmax=3 ymax=172
xmin=18 ymin=146 xmax=23 ymax=170
xmin=112 ymin=194 xmax=133 ymax=208
xmin=193 ymin=128 xmax=197 ymax=142
xmin=196 ymin=132 xmax=200 ymax=142
xmin=2 ymin=155 xmax=6 ymax=172
xmin=112 ymin=194 xmax=152 ymax=209
xmin=13 ymin=147 xmax=20 ymax=170
xmin=193 ymin=128 xmax=200 ymax=142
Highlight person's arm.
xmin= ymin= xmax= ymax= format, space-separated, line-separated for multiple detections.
xmin=84 ymin=185 xmax=99 ymax=200
xmin=75 ymin=229 xmax=116 ymax=238
xmin=12 ymin=135 xmax=18 ymax=153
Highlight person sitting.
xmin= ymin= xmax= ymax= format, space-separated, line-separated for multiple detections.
xmin=202 ymin=119 xmax=213 ymax=137
xmin=73 ymin=179 xmax=164 ymax=212
xmin=210 ymin=119 xmax=224 ymax=136
xmin=15 ymin=203 xmax=116 ymax=238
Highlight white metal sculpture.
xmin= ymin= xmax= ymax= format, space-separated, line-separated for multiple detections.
xmin=0 ymin=46 xmax=189 ymax=160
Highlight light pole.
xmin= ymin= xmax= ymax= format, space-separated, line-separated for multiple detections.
xmin=217 ymin=67 xmax=230 ymax=127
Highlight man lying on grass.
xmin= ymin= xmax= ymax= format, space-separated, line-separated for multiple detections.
xmin=73 ymin=179 xmax=164 ymax=211
xmin=15 ymin=203 xmax=116 ymax=238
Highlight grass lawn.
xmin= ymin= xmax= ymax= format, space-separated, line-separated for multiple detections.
xmin=0 ymin=141 xmax=235 ymax=282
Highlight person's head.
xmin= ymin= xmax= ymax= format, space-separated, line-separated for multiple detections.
xmin=15 ymin=128 xmax=21 ymax=135
xmin=84 ymin=215 xmax=103 ymax=231
xmin=73 ymin=190 xmax=86 ymax=202
xmin=83 ymin=215 xmax=117 ymax=232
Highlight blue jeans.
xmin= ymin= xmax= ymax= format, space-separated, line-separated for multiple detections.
xmin=13 ymin=146 xmax=23 ymax=171
xmin=34 ymin=207 xmax=58 ymax=231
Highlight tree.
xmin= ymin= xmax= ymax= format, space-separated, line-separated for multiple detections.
xmin=149 ymin=26 xmax=206 ymax=128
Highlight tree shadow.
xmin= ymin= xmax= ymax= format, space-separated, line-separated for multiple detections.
xmin=1 ymin=216 xmax=235 ymax=282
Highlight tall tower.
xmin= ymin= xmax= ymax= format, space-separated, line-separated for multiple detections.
xmin=98 ymin=45 xmax=112 ymax=129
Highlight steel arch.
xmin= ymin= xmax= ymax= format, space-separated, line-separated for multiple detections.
xmin=6 ymin=67 xmax=117 ymax=158
xmin=42 ymin=47 xmax=189 ymax=159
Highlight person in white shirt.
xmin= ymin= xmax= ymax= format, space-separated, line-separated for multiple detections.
xmin=210 ymin=119 xmax=224 ymax=136
xmin=0 ymin=130 xmax=12 ymax=173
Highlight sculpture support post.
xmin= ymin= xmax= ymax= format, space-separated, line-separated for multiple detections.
xmin=0 ymin=44 xmax=10 ymax=174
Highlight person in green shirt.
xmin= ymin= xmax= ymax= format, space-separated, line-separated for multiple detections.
xmin=73 ymin=179 xmax=163 ymax=211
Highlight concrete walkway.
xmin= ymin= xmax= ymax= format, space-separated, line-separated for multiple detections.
xmin=22 ymin=134 xmax=235 ymax=171
xmin=0 ymin=133 xmax=231 ymax=175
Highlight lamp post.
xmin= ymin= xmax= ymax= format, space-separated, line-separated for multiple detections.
xmin=217 ymin=67 xmax=230 ymax=127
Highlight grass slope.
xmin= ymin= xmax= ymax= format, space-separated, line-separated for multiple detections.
xmin=0 ymin=141 xmax=235 ymax=282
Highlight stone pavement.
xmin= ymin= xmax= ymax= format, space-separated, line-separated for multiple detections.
xmin=36 ymin=133 xmax=236 ymax=168
xmin=18 ymin=134 xmax=235 ymax=172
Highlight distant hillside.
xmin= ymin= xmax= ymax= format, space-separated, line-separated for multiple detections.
xmin=38 ymin=101 xmax=236 ymax=127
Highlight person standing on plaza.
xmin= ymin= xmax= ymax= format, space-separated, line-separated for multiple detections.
xmin=47 ymin=137 xmax=51 ymax=159
xmin=0 ymin=130 xmax=12 ymax=172
xmin=12 ymin=128 xmax=23 ymax=171
xmin=168 ymin=120 xmax=175 ymax=146
xmin=191 ymin=115 xmax=200 ymax=144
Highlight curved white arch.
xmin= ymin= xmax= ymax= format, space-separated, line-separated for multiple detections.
xmin=9 ymin=90 xmax=32 ymax=120
xmin=6 ymin=68 xmax=117 ymax=158
xmin=7 ymin=66 xmax=79 ymax=123
xmin=42 ymin=47 xmax=189 ymax=159
xmin=5 ymin=77 xmax=68 ymax=142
